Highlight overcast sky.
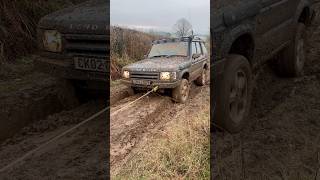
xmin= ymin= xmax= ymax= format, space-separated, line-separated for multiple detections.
xmin=111 ymin=0 xmax=209 ymax=35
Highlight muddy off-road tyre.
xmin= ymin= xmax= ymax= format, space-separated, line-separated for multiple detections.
xmin=127 ymin=87 xmax=138 ymax=96
xmin=172 ymin=79 xmax=190 ymax=103
xmin=214 ymin=55 xmax=252 ymax=133
xmin=277 ymin=23 xmax=306 ymax=77
xmin=195 ymin=67 xmax=209 ymax=86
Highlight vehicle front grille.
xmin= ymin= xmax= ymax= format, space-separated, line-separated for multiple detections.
xmin=63 ymin=34 xmax=108 ymax=58
xmin=130 ymin=72 xmax=159 ymax=80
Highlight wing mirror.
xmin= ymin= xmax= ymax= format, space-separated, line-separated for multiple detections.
xmin=192 ymin=54 xmax=200 ymax=59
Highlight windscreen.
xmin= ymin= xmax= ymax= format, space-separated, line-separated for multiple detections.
xmin=148 ymin=42 xmax=188 ymax=58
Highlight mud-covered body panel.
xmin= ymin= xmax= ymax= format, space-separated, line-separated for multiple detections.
xmin=38 ymin=0 xmax=108 ymax=35
xmin=35 ymin=0 xmax=109 ymax=85
xmin=211 ymin=0 xmax=316 ymax=129
xmin=123 ymin=57 xmax=191 ymax=72
xmin=211 ymin=0 xmax=315 ymax=71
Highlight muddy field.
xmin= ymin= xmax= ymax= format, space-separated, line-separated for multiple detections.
xmin=110 ymin=82 xmax=209 ymax=176
xmin=0 ymin=60 xmax=108 ymax=179
xmin=212 ymin=4 xmax=320 ymax=180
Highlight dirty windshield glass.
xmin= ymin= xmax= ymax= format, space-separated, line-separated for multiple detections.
xmin=148 ymin=42 xmax=188 ymax=58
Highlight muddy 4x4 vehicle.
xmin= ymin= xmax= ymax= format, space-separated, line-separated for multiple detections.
xmin=34 ymin=0 xmax=108 ymax=90
xmin=212 ymin=0 xmax=316 ymax=132
xmin=121 ymin=36 xmax=209 ymax=103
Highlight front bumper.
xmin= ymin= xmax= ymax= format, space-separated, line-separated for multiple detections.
xmin=34 ymin=55 xmax=107 ymax=82
xmin=121 ymin=79 xmax=181 ymax=89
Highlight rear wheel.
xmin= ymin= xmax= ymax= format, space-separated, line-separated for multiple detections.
xmin=277 ymin=23 xmax=306 ymax=77
xmin=172 ymin=79 xmax=190 ymax=103
xmin=214 ymin=55 xmax=252 ymax=133
xmin=195 ymin=67 xmax=209 ymax=86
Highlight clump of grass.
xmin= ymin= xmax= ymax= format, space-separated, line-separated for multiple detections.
xmin=115 ymin=112 xmax=210 ymax=179
xmin=114 ymin=53 xmax=135 ymax=68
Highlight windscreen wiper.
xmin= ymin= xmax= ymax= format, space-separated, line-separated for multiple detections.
xmin=165 ymin=55 xmax=186 ymax=58
xmin=150 ymin=55 xmax=167 ymax=58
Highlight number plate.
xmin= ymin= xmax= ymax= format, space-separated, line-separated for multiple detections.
xmin=74 ymin=57 xmax=107 ymax=72
xmin=132 ymin=80 xmax=151 ymax=86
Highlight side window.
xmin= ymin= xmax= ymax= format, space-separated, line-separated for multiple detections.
xmin=192 ymin=42 xmax=197 ymax=55
xmin=196 ymin=42 xmax=202 ymax=54
xmin=201 ymin=42 xmax=208 ymax=55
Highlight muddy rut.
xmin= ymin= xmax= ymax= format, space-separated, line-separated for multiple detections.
xmin=0 ymin=97 xmax=108 ymax=179
xmin=110 ymin=83 xmax=208 ymax=174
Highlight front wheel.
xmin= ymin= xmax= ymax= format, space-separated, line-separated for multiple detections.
xmin=172 ymin=79 xmax=190 ymax=103
xmin=127 ymin=87 xmax=138 ymax=96
xmin=214 ymin=55 xmax=252 ymax=133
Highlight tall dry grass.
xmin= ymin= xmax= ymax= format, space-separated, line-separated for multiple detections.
xmin=114 ymin=111 xmax=210 ymax=179
xmin=0 ymin=0 xmax=85 ymax=62
xmin=110 ymin=26 xmax=165 ymax=79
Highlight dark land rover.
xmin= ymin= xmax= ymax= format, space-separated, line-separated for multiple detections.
xmin=212 ymin=0 xmax=316 ymax=132
xmin=34 ymin=0 xmax=108 ymax=90
xmin=121 ymin=36 xmax=209 ymax=103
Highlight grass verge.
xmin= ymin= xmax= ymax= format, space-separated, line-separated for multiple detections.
xmin=114 ymin=110 xmax=210 ymax=179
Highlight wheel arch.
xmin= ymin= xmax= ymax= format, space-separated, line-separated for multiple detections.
xmin=220 ymin=23 xmax=256 ymax=66
xmin=295 ymin=0 xmax=313 ymax=25
xmin=228 ymin=33 xmax=255 ymax=65
xmin=203 ymin=62 xmax=209 ymax=70
xmin=180 ymin=70 xmax=190 ymax=80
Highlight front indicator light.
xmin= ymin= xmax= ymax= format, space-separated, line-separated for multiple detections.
xmin=43 ymin=30 xmax=62 ymax=52
xmin=123 ymin=70 xmax=130 ymax=78
xmin=160 ymin=72 xmax=176 ymax=80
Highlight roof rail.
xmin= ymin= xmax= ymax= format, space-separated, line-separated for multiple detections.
xmin=152 ymin=35 xmax=203 ymax=44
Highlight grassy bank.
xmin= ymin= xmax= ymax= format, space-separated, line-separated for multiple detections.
xmin=114 ymin=111 xmax=210 ymax=179
xmin=0 ymin=0 xmax=85 ymax=62
xmin=110 ymin=26 xmax=164 ymax=79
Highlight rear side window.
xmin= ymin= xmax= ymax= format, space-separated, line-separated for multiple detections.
xmin=192 ymin=42 xmax=197 ymax=55
xmin=201 ymin=42 xmax=208 ymax=54
xmin=196 ymin=42 xmax=202 ymax=54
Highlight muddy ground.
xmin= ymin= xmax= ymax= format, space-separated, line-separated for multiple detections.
xmin=212 ymin=4 xmax=320 ymax=180
xmin=110 ymin=83 xmax=209 ymax=176
xmin=0 ymin=59 xmax=108 ymax=179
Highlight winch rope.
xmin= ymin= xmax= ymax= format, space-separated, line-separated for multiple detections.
xmin=0 ymin=86 xmax=158 ymax=173
xmin=110 ymin=86 xmax=158 ymax=117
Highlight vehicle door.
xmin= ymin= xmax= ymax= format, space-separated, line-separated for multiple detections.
xmin=190 ymin=41 xmax=205 ymax=80
xmin=254 ymin=0 xmax=300 ymax=63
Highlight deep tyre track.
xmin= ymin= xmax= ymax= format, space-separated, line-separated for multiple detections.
xmin=0 ymin=99 xmax=108 ymax=179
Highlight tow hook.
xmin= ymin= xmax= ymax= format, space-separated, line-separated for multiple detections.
xmin=153 ymin=86 xmax=159 ymax=92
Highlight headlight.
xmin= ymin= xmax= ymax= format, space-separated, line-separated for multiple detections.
xmin=160 ymin=72 xmax=176 ymax=80
xmin=123 ymin=70 xmax=130 ymax=79
xmin=43 ymin=30 xmax=62 ymax=52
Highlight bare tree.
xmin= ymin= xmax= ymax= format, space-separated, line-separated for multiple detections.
xmin=173 ymin=18 xmax=193 ymax=37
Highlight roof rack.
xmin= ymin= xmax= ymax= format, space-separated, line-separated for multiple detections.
xmin=152 ymin=35 xmax=203 ymax=44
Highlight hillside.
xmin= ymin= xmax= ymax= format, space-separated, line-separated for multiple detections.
xmin=110 ymin=26 xmax=166 ymax=79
